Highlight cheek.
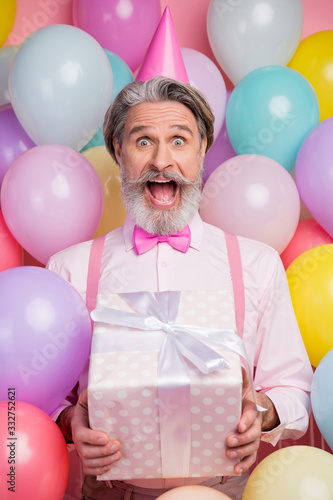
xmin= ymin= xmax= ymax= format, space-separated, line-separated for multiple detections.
xmin=179 ymin=153 xmax=203 ymax=179
xmin=121 ymin=152 xmax=146 ymax=179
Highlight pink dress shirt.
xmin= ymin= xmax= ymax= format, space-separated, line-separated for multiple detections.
xmin=46 ymin=213 xmax=313 ymax=487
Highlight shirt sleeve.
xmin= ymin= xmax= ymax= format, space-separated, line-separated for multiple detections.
xmin=253 ymin=252 xmax=313 ymax=445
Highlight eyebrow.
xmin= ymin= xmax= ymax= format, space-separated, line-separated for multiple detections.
xmin=128 ymin=124 xmax=194 ymax=138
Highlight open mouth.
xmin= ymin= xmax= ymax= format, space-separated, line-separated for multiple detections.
xmin=146 ymin=179 xmax=179 ymax=207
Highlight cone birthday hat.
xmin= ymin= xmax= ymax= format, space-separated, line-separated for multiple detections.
xmin=135 ymin=6 xmax=189 ymax=83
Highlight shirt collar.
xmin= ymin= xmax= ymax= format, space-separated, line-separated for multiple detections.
xmin=123 ymin=212 xmax=203 ymax=252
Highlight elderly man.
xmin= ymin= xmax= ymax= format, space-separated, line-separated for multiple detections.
xmin=47 ymin=77 xmax=313 ymax=500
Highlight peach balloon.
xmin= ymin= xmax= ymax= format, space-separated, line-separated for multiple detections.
xmin=157 ymin=485 xmax=232 ymax=500
xmin=82 ymin=146 xmax=126 ymax=237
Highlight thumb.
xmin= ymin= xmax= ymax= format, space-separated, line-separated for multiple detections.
xmin=72 ymin=389 xmax=109 ymax=446
xmin=241 ymin=367 xmax=252 ymax=400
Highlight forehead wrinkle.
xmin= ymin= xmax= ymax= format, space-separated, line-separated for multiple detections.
xmin=128 ymin=124 xmax=194 ymax=139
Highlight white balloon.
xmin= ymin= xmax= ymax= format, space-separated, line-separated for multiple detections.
xmin=207 ymin=0 xmax=304 ymax=85
xmin=0 ymin=45 xmax=17 ymax=107
xmin=8 ymin=25 xmax=113 ymax=151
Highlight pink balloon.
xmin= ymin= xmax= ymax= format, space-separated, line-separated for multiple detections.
xmin=280 ymin=218 xmax=333 ymax=270
xmin=0 ymin=105 xmax=35 ymax=188
xmin=1 ymin=145 xmax=103 ymax=264
xmin=181 ymin=47 xmax=226 ymax=141
xmin=200 ymin=154 xmax=300 ymax=254
xmin=203 ymin=90 xmax=236 ymax=183
xmin=0 ymin=210 xmax=22 ymax=271
xmin=72 ymin=0 xmax=161 ymax=72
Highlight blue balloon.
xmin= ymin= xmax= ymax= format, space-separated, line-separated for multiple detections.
xmin=81 ymin=50 xmax=134 ymax=152
xmin=226 ymin=65 xmax=320 ymax=172
xmin=311 ymin=348 xmax=333 ymax=451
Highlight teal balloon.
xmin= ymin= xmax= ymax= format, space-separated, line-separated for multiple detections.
xmin=226 ymin=66 xmax=319 ymax=172
xmin=105 ymin=50 xmax=134 ymax=101
xmin=311 ymin=349 xmax=333 ymax=451
xmin=80 ymin=50 xmax=133 ymax=152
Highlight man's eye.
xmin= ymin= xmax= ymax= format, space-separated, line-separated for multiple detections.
xmin=173 ymin=138 xmax=184 ymax=146
xmin=138 ymin=139 xmax=150 ymax=147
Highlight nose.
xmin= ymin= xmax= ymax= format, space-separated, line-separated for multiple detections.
xmin=150 ymin=142 xmax=173 ymax=171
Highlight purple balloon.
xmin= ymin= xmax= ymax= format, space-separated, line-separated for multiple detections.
xmin=0 ymin=105 xmax=35 ymax=188
xmin=0 ymin=266 xmax=91 ymax=415
xmin=295 ymin=117 xmax=333 ymax=237
xmin=203 ymin=90 xmax=236 ymax=184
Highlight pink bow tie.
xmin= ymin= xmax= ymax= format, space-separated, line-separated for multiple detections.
xmin=133 ymin=225 xmax=191 ymax=255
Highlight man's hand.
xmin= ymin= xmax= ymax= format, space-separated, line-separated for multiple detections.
xmin=225 ymin=368 xmax=280 ymax=475
xmin=58 ymin=390 xmax=122 ymax=476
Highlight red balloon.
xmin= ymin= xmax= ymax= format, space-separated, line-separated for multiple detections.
xmin=0 ymin=401 xmax=69 ymax=499
xmin=0 ymin=210 xmax=21 ymax=272
xmin=281 ymin=218 xmax=333 ymax=269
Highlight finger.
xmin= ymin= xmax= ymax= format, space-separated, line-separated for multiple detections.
xmin=77 ymin=439 xmax=121 ymax=459
xmin=81 ymin=450 xmax=122 ymax=476
xmin=233 ymin=449 xmax=258 ymax=475
xmin=73 ymin=422 xmax=111 ymax=447
xmin=226 ymin=435 xmax=260 ymax=461
xmin=83 ymin=464 xmax=113 ymax=477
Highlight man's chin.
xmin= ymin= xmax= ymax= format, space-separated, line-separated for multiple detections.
xmin=132 ymin=207 xmax=187 ymax=236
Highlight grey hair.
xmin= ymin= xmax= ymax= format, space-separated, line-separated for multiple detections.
xmin=103 ymin=76 xmax=215 ymax=163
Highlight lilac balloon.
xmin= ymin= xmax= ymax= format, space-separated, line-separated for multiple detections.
xmin=0 ymin=266 xmax=91 ymax=416
xmin=0 ymin=105 xmax=35 ymax=188
xmin=296 ymin=118 xmax=333 ymax=237
xmin=72 ymin=0 xmax=161 ymax=72
xmin=181 ymin=47 xmax=227 ymax=141
xmin=202 ymin=90 xmax=236 ymax=184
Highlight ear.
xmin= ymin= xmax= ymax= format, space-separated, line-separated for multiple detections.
xmin=200 ymin=137 xmax=208 ymax=158
xmin=113 ymin=138 xmax=122 ymax=164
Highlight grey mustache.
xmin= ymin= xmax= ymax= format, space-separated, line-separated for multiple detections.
xmin=128 ymin=169 xmax=196 ymax=186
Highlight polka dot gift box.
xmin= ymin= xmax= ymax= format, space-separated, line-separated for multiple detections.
xmin=88 ymin=290 xmax=244 ymax=480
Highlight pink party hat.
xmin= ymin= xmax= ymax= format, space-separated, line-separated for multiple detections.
xmin=135 ymin=6 xmax=189 ymax=83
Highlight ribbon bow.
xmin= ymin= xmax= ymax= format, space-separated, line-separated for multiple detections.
xmin=133 ymin=225 xmax=191 ymax=255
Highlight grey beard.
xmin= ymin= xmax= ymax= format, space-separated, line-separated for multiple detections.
xmin=120 ymin=164 xmax=203 ymax=235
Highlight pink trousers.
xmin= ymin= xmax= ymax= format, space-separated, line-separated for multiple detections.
xmin=82 ymin=473 xmax=249 ymax=500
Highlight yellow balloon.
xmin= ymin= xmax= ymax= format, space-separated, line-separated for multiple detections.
xmin=288 ymin=30 xmax=333 ymax=122
xmin=157 ymin=485 xmax=231 ymax=500
xmin=0 ymin=0 xmax=16 ymax=47
xmin=82 ymin=146 xmax=126 ymax=238
xmin=286 ymin=245 xmax=333 ymax=367
xmin=242 ymin=446 xmax=333 ymax=500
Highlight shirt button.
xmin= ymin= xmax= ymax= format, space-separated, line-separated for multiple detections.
xmin=161 ymin=261 xmax=168 ymax=268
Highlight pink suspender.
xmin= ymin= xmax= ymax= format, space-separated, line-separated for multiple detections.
xmin=224 ymin=231 xmax=245 ymax=339
xmin=86 ymin=235 xmax=106 ymax=316
xmin=86 ymin=232 xmax=245 ymax=338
